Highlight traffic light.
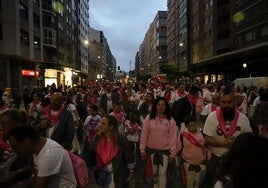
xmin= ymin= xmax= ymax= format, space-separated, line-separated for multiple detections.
xmin=117 ymin=66 xmax=120 ymax=70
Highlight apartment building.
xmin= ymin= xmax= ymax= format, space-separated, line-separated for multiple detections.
xmin=88 ymin=27 xmax=115 ymax=81
xmin=162 ymin=0 xmax=268 ymax=83
xmin=190 ymin=0 xmax=268 ymax=83
xmin=138 ymin=11 xmax=167 ymax=78
xmin=167 ymin=0 xmax=180 ymax=66
xmin=0 ymin=0 xmax=43 ymax=92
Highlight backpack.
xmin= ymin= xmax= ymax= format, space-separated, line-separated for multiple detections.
xmin=68 ymin=152 xmax=89 ymax=188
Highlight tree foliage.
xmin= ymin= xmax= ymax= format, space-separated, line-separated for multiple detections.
xmin=160 ymin=63 xmax=180 ymax=81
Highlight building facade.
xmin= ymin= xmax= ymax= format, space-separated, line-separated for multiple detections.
xmin=88 ymin=27 xmax=116 ymax=82
xmin=139 ymin=0 xmax=268 ymax=84
xmin=0 ymin=0 xmax=116 ymax=92
xmin=137 ymin=11 xmax=167 ymax=78
xmin=167 ymin=0 xmax=180 ymax=66
xmin=0 ymin=0 xmax=43 ymax=92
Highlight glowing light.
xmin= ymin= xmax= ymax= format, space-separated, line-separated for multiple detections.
xmin=242 ymin=63 xmax=247 ymax=68
xmin=233 ymin=12 xmax=245 ymax=23
xmin=52 ymin=2 xmax=64 ymax=14
xmin=84 ymin=40 xmax=89 ymax=45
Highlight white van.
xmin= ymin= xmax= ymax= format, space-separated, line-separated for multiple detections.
xmin=233 ymin=77 xmax=268 ymax=89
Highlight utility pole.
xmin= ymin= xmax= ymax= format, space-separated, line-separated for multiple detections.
xmin=129 ymin=60 xmax=132 ymax=71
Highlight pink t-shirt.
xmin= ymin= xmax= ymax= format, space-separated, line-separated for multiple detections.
xmin=182 ymin=130 xmax=206 ymax=165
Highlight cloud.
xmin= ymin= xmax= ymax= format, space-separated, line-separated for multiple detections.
xmin=90 ymin=0 xmax=167 ymax=72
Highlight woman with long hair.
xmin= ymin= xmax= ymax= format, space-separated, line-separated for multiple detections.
xmin=140 ymin=97 xmax=178 ymax=188
xmin=89 ymin=115 xmax=135 ymax=188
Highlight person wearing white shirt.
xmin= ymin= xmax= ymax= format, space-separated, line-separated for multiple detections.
xmin=7 ymin=126 xmax=77 ymax=188
xmin=170 ymin=83 xmax=188 ymax=106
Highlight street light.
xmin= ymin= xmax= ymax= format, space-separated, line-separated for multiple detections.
xmin=84 ymin=40 xmax=89 ymax=46
xmin=242 ymin=63 xmax=247 ymax=68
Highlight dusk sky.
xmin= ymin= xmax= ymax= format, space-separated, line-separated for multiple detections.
xmin=89 ymin=0 xmax=167 ymax=72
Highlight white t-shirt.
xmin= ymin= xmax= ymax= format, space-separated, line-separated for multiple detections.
xmin=200 ymin=103 xmax=219 ymax=116
xmin=203 ymin=111 xmax=252 ymax=157
xmin=135 ymin=91 xmax=147 ymax=109
xmin=106 ymin=93 xmax=113 ymax=113
xmin=47 ymin=110 xmax=57 ymax=138
xmin=67 ymin=103 xmax=79 ymax=122
xmin=170 ymin=91 xmax=187 ymax=104
xmin=33 ymin=139 xmax=77 ymax=188
xmin=253 ymin=96 xmax=260 ymax=107
xmin=203 ymin=90 xmax=212 ymax=103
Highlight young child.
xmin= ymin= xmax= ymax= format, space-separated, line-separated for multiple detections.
xmin=84 ymin=104 xmax=102 ymax=142
xmin=124 ymin=112 xmax=141 ymax=154
xmin=181 ymin=115 xmax=207 ymax=188
xmin=110 ymin=102 xmax=126 ymax=135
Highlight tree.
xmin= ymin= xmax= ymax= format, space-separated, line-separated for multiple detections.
xmin=137 ymin=74 xmax=151 ymax=82
xmin=160 ymin=63 xmax=180 ymax=82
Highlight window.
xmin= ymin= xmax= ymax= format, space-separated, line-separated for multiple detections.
xmin=209 ymin=0 xmax=213 ymax=6
xmin=205 ymin=3 xmax=209 ymax=10
xmin=33 ymin=0 xmax=39 ymax=5
xmin=205 ymin=18 xmax=209 ymax=24
xmin=19 ymin=3 xmax=28 ymax=20
xmin=44 ymin=28 xmax=56 ymax=46
xmin=34 ymin=37 xmax=40 ymax=48
xmin=20 ymin=29 xmax=29 ymax=45
xmin=0 ymin=23 xmax=2 ymax=40
xmin=261 ymin=25 xmax=268 ymax=37
xmin=58 ymin=22 xmax=63 ymax=31
xmin=236 ymin=35 xmax=242 ymax=45
xmin=245 ymin=31 xmax=256 ymax=42
xmin=209 ymin=14 xmax=213 ymax=22
xmin=33 ymin=13 xmax=40 ymax=28
xmin=208 ymin=30 xmax=212 ymax=37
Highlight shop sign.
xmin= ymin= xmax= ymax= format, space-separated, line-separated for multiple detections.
xmin=21 ymin=70 xmax=39 ymax=77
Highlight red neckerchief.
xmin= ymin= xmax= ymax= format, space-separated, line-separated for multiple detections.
xmin=90 ymin=96 xmax=96 ymax=104
xmin=0 ymin=131 xmax=15 ymax=160
xmin=0 ymin=106 xmax=8 ymax=111
xmin=137 ymin=91 xmax=146 ymax=100
xmin=96 ymin=138 xmax=118 ymax=165
xmin=182 ymin=132 xmax=203 ymax=148
xmin=236 ymin=106 xmax=243 ymax=112
xmin=187 ymin=95 xmax=197 ymax=105
xmin=0 ymin=131 xmax=9 ymax=149
xmin=107 ymin=93 xmax=112 ymax=102
xmin=177 ymin=91 xmax=186 ymax=98
xmin=44 ymin=104 xmax=65 ymax=128
xmin=32 ymin=100 xmax=41 ymax=108
xmin=216 ymin=109 xmax=239 ymax=137
xmin=210 ymin=103 xmax=217 ymax=112
xmin=112 ymin=111 xmax=124 ymax=124
xmin=128 ymin=122 xmax=139 ymax=134
xmin=157 ymin=114 xmax=166 ymax=119
xmin=164 ymin=91 xmax=171 ymax=101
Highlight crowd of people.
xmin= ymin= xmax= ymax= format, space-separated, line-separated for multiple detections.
xmin=0 ymin=80 xmax=267 ymax=188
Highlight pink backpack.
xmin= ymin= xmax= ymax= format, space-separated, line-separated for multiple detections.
xmin=68 ymin=152 xmax=89 ymax=188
